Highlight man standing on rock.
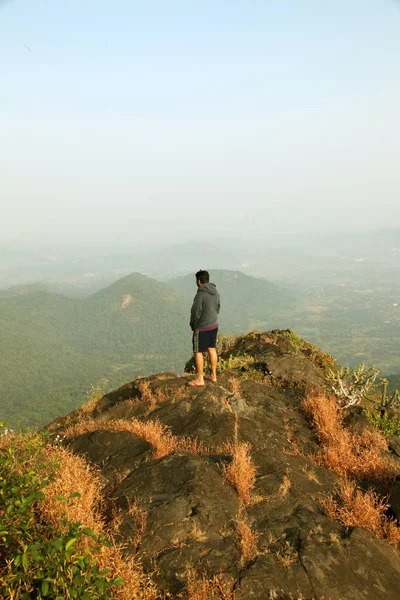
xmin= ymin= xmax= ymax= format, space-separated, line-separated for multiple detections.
xmin=189 ymin=270 xmax=220 ymax=387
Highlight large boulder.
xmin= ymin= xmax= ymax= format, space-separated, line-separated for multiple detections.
xmin=47 ymin=331 xmax=400 ymax=599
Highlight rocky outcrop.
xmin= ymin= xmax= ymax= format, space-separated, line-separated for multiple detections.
xmin=48 ymin=330 xmax=400 ymax=599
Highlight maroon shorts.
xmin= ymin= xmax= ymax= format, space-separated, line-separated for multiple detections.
xmin=193 ymin=327 xmax=218 ymax=353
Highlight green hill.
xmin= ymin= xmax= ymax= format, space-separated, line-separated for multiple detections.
xmin=0 ymin=275 xmax=190 ymax=429
xmin=0 ymin=291 xmax=105 ymax=427
xmin=80 ymin=272 xmax=189 ymax=360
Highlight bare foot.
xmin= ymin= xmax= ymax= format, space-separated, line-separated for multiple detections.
xmin=205 ymin=375 xmax=217 ymax=383
xmin=189 ymin=379 xmax=205 ymax=387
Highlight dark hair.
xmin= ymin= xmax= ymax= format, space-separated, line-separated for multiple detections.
xmin=195 ymin=270 xmax=210 ymax=284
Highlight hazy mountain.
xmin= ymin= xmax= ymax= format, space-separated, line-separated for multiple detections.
xmin=0 ymin=282 xmax=51 ymax=298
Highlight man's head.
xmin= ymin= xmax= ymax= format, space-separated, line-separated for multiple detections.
xmin=195 ymin=270 xmax=210 ymax=287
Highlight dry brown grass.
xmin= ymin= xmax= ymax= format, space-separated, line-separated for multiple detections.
xmin=229 ymin=377 xmax=241 ymax=396
xmin=187 ymin=522 xmax=207 ymax=542
xmin=323 ymin=478 xmax=400 ymax=549
xmin=275 ymin=541 xmax=298 ymax=567
xmin=64 ymin=417 xmax=178 ymax=458
xmin=41 ymin=446 xmax=104 ymax=538
xmin=236 ymin=514 xmax=258 ymax=565
xmin=306 ymin=525 xmax=323 ymax=541
xmin=302 ymin=393 xmax=395 ymax=483
xmin=263 ymin=532 xmax=279 ymax=553
xmin=138 ymin=380 xmax=152 ymax=402
xmin=223 ymin=441 xmax=256 ymax=506
xmin=79 ymin=396 xmax=98 ymax=415
xmin=185 ymin=567 xmax=235 ymax=600
xmin=139 ymin=381 xmax=168 ymax=413
xmin=127 ymin=499 xmax=148 ymax=548
xmin=301 ymin=466 xmax=321 ymax=484
xmin=64 ymin=415 xmax=216 ymax=459
xmin=278 ymin=470 xmax=292 ymax=499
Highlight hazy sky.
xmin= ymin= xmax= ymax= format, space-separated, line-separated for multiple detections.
xmin=1 ymin=0 xmax=400 ymax=247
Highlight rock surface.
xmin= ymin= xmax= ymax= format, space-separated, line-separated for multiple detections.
xmin=48 ymin=330 xmax=400 ymax=599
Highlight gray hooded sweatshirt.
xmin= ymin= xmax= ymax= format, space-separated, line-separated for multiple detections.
xmin=190 ymin=283 xmax=220 ymax=331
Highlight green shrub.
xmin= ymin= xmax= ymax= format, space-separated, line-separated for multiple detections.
xmin=0 ymin=429 xmax=123 ymax=599
xmin=216 ymin=353 xmax=255 ymax=374
xmin=365 ymin=409 xmax=400 ymax=437
xmin=282 ymin=331 xmax=305 ymax=354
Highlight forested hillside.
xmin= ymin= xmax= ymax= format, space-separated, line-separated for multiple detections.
xmin=0 ymin=275 xmax=187 ymax=428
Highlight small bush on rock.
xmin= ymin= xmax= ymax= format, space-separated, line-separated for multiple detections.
xmin=323 ymin=479 xmax=400 ymax=549
xmin=365 ymin=409 xmax=400 ymax=437
xmin=326 ymin=363 xmax=379 ymax=408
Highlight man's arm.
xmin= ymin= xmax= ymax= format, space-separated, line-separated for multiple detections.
xmin=190 ymin=294 xmax=204 ymax=330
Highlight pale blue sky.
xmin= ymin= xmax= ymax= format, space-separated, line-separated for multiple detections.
xmin=1 ymin=0 xmax=399 ymax=246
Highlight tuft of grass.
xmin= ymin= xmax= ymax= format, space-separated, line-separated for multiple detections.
xmin=282 ymin=331 xmax=305 ymax=354
xmin=139 ymin=381 xmax=168 ymax=413
xmin=223 ymin=441 xmax=256 ymax=507
xmin=323 ymin=478 xmax=400 ymax=549
xmin=275 ymin=541 xmax=298 ymax=568
xmin=80 ymin=378 xmax=110 ymax=414
xmin=127 ymin=499 xmax=148 ymax=549
xmin=187 ymin=522 xmax=207 ymax=542
xmin=229 ymin=377 xmax=241 ymax=396
xmin=262 ymin=532 xmax=279 ymax=555
xmin=302 ymin=393 xmax=395 ymax=483
xmin=300 ymin=466 xmax=320 ymax=484
xmin=185 ymin=567 xmax=235 ymax=600
xmin=278 ymin=471 xmax=292 ymax=499
xmin=236 ymin=514 xmax=258 ymax=565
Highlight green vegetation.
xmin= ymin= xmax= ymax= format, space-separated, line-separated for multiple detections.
xmin=365 ymin=409 xmax=400 ymax=437
xmin=0 ymin=428 xmax=123 ymax=599
xmin=0 ymin=274 xmax=189 ymax=428
xmin=216 ymin=353 xmax=255 ymax=374
xmin=282 ymin=330 xmax=305 ymax=354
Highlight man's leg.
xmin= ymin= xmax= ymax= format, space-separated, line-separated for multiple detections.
xmin=191 ymin=352 xmax=205 ymax=385
xmin=207 ymin=347 xmax=217 ymax=382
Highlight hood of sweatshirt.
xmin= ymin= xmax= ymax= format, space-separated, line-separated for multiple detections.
xmin=198 ymin=282 xmax=218 ymax=295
